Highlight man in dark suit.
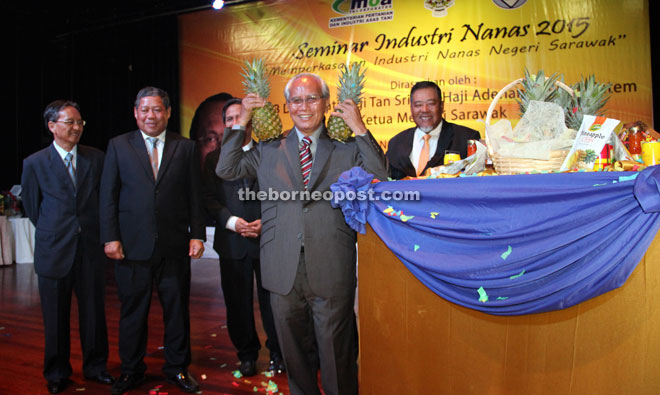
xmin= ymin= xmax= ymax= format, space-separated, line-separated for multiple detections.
xmin=99 ymin=87 xmax=206 ymax=394
xmin=21 ymin=100 xmax=113 ymax=394
xmin=217 ymin=73 xmax=388 ymax=395
xmin=202 ymin=98 xmax=284 ymax=377
xmin=387 ymin=81 xmax=481 ymax=179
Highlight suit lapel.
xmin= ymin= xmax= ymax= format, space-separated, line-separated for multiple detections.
xmin=429 ymin=122 xmax=454 ymax=168
xmin=48 ymin=145 xmax=76 ymax=194
xmin=398 ymin=129 xmax=417 ymax=176
xmin=284 ymin=130 xmax=305 ymax=190
xmin=75 ymin=146 xmax=91 ymax=193
xmin=308 ymin=130 xmax=334 ymax=191
xmin=128 ymin=131 xmax=156 ymax=183
xmin=157 ymin=133 xmax=178 ymax=185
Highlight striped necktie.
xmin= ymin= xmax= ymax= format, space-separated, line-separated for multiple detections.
xmin=299 ymin=136 xmax=312 ymax=189
xmin=64 ymin=152 xmax=76 ymax=187
xmin=147 ymin=137 xmax=159 ymax=179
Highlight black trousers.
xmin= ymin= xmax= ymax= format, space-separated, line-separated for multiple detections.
xmin=38 ymin=240 xmax=109 ymax=382
xmin=220 ymin=256 xmax=280 ymax=362
xmin=114 ymin=253 xmax=191 ymax=377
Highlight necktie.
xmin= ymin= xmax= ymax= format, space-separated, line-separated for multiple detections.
xmin=64 ymin=152 xmax=76 ymax=187
xmin=147 ymin=137 xmax=159 ymax=179
xmin=417 ymin=133 xmax=431 ymax=176
xmin=299 ymin=136 xmax=313 ymax=189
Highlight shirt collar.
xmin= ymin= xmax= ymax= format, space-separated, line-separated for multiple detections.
xmin=53 ymin=141 xmax=77 ymax=160
xmin=140 ymin=130 xmax=167 ymax=143
xmin=295 ymin=124 xmax=323 ymax=146
xmin=414 ymin=120 xmax=443 ymax=140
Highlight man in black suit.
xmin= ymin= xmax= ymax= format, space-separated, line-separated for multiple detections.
xmin=21 ymin=100 xmax=113 ymax=394
xmin=99 ymin=87 xmax=206 ymax=394
xmin=387 ymin=81 xmax=481 ymax=179
xmin=202 ymin=98 xmax=284 ymax=377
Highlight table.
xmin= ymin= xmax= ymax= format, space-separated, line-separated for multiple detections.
xmin=0 ymin=216 xmax=13 ymax=265
xmin=357 ymin=227 xmax=660 ymax=395
xmin=8 ymin=217 xmax=35 ymax=264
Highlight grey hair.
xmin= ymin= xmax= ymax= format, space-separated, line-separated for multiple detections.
xmin=284 ymin=73 xmax=330 ymax=102
xmin=43 ymin=100 xmax=81 ymax=128
xmin=135 ymin=86 xmax=170 ymax=109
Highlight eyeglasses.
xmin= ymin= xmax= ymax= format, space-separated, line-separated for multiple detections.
xmin=55 ymin=120 xmax=86 ymax=127
xmin=288 ymin=95 xmax=322 ymax=107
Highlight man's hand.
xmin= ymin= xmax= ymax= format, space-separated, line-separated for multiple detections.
xmin=235 ymin=218 xmax=261 ymax=238
xmin=189 ymin=239 xmax=204 ymax=259
xmin=330 ymin=99 xmax=368 ymax=136
xmin=238 ymin=93 xmax=266 ymax=128
xmin=104 ymin=241 xmax=124 ymax=260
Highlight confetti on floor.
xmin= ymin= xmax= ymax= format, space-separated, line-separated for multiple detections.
xmin=201 ymin=374 xmax=207 ymax=380
xmin=414 ymin=244 xmax=420 ymax=252
xmin=220 ymin=363 xmax=228 ymax=368
xmin=233 ymin=370 xmax=243 ymax=379
xmin=430 ymin=212 xmax=439 ymax=219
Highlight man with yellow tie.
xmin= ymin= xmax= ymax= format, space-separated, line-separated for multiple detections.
xmin=386 ymin=81 xmax=481 ymax=179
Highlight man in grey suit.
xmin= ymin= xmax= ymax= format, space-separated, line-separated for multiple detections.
xmin=21 ymin=100 xmax=113 ymax=394
xmin=216 ymin=73 xmax=388 ymax=395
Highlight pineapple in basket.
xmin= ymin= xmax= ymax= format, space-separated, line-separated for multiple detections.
xmin=241 ymin=59 xmax=282 ymax=141
xmin=563 ymin=75 xmax=612 ymax=130
xmin=516 ymin=68 xmax=561 ymax=117
xmin=327 ymin=62 xmax=367 ymax=142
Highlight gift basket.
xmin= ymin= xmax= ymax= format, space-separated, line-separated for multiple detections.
xmin=485 ymin=71 xmax=576 ymax=175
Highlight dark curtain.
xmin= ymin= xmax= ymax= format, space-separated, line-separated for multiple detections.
xmin=5 ymin=15 xmax=180 ymax=190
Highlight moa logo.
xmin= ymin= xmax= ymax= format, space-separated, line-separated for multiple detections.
xmin=332 ymin=0 xmax=393 ymax=15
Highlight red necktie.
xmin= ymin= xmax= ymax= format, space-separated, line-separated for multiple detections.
xmin=300 ymin=136 xmax=312 ymax=189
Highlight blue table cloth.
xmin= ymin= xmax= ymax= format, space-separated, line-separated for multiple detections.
xmin=331 ymin=166 xmax=660 ymax=315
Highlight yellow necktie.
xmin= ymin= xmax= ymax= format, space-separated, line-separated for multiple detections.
xmin=417 ymin=134 xmax=431 ymax=176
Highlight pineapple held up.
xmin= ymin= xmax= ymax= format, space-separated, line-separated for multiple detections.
xmin=241 ymin=59 xmax=282 ymax=141
xmin=327 ymin=62 xmax=366 ymax=142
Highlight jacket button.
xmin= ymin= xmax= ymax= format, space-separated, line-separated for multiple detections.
xmin=297 ymin=233 xmax=302 ymax=239
xmin=303 ymin=208 xmax=309 ymax=213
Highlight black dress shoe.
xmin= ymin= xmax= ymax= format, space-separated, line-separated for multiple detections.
xmin=110 ymin=372 xmax=145 ymax=395
xmin=46 ymin=379 xmax=70 ymax=394
xmin=239 ymin=360 xmax=257 ymax=377
xmin=85 ymin=370 xmax=115 ymax=385
xmin=268 ymin=353 xmax=286 ymax=374
xmin=167 ymin=371 xmax=200 ymax=393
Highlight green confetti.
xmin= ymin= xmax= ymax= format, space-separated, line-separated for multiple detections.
xmin=254 ymin=386 xmax=259 ymax=392
xmin=414 ymin=244 xmax=420 ymax=252
xmin=619 ymin=174 xmax=638 ymax=182
xmin=593 ymin=183 xmax=608 ymax=186
xmin=501 ymin=245 xmax=512 ymax=260
xmin=233 ymin=370 xmax=243 ymax=378
xmin=266 ymin=380 xmax=279 ymax=392
xmin=496 ymin=296 xmax=509 ymax=300
xmin=400 ymin=214 xmax=415 ymax=222
xmin=509 ymin=269 xmax=525 ymax=279
xmin=477 ymin=286 xmax=488 ymax=303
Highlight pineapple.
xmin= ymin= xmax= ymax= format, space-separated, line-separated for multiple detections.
xmin=563 ymin=75 xmax=612 ymax=130
xmin=327 ymin=62 xmax=367 ymax=142
xmin=241 ymin=59 xmax=282 ymax=141
xmin=516 ymin=68 xmax=561 ymax=117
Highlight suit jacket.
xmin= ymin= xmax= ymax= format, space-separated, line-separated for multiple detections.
xmin=99 ymin=130 xmax=205 ymax=261
xmin=216 ymin=127 xmax=388 ymax=298
xmin=386 ymin=121 xmax=481 ymax=179
xmin=21 ymin=144 xmax=105 ymax=278
xmin=202 ymin=148 xmax=260 ymax=261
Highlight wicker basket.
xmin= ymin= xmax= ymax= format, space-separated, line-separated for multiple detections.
xmin=485 ymin=78 xmax=574 ymax=174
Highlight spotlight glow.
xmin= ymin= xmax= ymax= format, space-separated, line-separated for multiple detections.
xmin=212 ymin=0 xmax=224 ymax=10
